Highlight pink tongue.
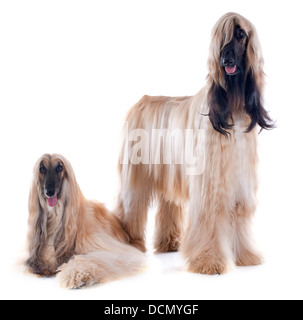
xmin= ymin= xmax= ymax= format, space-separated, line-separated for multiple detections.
xmin=47 ymin=196 xmax=58 ymax=207
xmin=225 ymin=66 xmax=237 ymax=74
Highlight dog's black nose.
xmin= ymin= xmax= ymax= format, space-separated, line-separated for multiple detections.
xmin=223 ymin=56 xmax=235 ymax=67
xmin=223 ymin=58 xmax=235 ymax=66
xmin=45 ymin=189 xmax=55 ymax=197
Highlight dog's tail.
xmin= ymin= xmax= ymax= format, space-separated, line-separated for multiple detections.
xmin=57 ymin=241 xmax=146 ymax=289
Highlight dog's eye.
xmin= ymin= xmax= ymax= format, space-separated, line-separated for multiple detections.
xmin=56 ymin=164 xmax=63 ymax=173
xmin=236 ymin=28 xmax=247 ymax=40
xmin=40 ymin=165 xmax=47 ymax=175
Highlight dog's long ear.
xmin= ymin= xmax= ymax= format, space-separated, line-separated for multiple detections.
xmin=26 ymin=166 xmax=47 ymax=273
xmin=244 ymin=70 xmax=275 ymax=132
xmin=244 ymin=20 xmax=275 ymax=133
xmin=53 ymin=155 xmax=85 ymax=262
xmin=207 ymin=82 xmax=234 ymax=136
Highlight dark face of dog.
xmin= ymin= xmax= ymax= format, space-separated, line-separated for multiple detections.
xmin=219 ymin=26 xmax=248 ymax=114
xmin=220 ymin=26 xmax=248 ymax=77
xmin=39 ymin=157 xmax=65 ymax=208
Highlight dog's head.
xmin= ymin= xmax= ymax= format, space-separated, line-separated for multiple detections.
xmin=207 ymin=13 xmax=274 ymax=136
xmin=38 ymin=155 xmax=66 ymax=208
xmin=208 ymin=12 xmax=263 ymax=86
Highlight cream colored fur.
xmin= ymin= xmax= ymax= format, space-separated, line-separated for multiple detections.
xmin=26 ymin=154 xmax=145 ymax=288
xmin=116 ymin=13 xmax=264 ymax=274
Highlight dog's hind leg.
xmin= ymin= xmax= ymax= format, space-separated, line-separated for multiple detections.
xmin=154 ymin=197 xmax=185 ymax=253
xmin=116 ymin=187 xmax=151 ymax=253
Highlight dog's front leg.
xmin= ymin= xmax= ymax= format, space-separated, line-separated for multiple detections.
xmin=181 ymin=177 xmax=233 ymax=275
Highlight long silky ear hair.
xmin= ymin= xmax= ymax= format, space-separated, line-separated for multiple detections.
xmin=207 ymin=82 xmax=233 ymax=136
xmin=243 ymin=14 xmax=275 ymax=133
xmin=51 ymin=154 xmax=86 ymax=264
xmin=26 ymin=156 xmax=49 ymax=273
xmin=207 ymin=12 xmax=274 ymax=135
xmin=244 ymin=69 xmax=274 ymax=132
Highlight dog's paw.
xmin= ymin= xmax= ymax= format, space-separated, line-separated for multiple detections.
xmin=187 ymin=256 xmax=227 ymax=275
xmin=154 ymin=235 xmax=180 ymax=253
xmin=236 ymin=250 xmax=263 ymax=267
xmin=57 ymin=257 xmax=96 ymax=289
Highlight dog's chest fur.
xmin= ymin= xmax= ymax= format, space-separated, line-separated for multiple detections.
xmin=230 ymin=119 xmax=258 ymax=206
xmin=41 ymin=201 xmax=65 ymax=268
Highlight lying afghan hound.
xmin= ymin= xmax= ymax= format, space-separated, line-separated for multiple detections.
xmin=117 ymin=13 xmax=274 ymax=274
xmin=26 ymin=154 xmax=145 ymax=289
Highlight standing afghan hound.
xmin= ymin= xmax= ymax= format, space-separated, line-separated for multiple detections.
xmin=26 ymin=154 xmax=145 ymax=289
xmin=116 ymin=13 xmax=274 ymax=274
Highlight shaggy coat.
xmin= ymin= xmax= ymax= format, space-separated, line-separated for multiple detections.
xmin=26 ymin=154 xmax=145 ymax=288
xmin=116 ymin=13 xmax=273 ymax=274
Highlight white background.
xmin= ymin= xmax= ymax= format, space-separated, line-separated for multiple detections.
xmin=0 ymin=0 xmax=302 ymax=300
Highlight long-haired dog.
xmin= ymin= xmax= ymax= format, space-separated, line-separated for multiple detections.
xmin=117 ymin=13 xmax=274 ymax=274
xmin=26 ymin=154 xmax=145 ymax=289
